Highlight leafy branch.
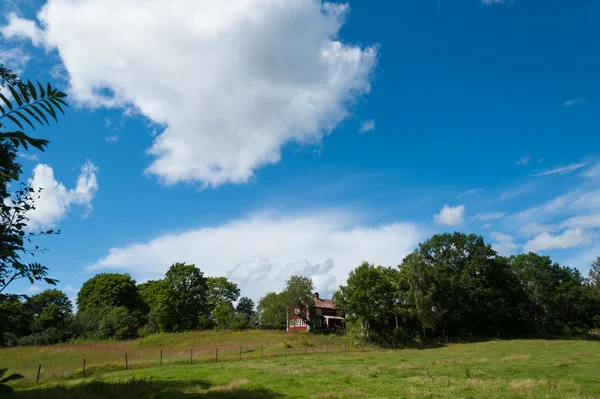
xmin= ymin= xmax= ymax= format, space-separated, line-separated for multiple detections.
xmin=0 ymin=81 xmax=69 ymax=151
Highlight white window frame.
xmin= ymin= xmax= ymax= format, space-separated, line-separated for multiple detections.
xmin=316 ymin=319 xmax=322 ymax=327
xmin=300 ymin=319 xmax=306 ymax=327
xmin=289 ymin=320 xmax=295 ymax=327
xmin=294 ymin=308 xmax=300 ymax=315
xmin=316 ymin=308 xmax=322 ymax=316
xmin=295 ymin=319 xmax=301 ymax=327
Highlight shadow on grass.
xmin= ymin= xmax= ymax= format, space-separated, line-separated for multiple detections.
xmin=6 ymin=377 xmax=283 ymax=398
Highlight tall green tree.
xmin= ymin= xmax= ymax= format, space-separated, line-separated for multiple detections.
xmin=236 ymin=296 xmax=255 ymax=320
xmin=509 ymin=253 xmax=594 ymax=335
xmin=257 ymin=292 xmax=287 ymax=329
xmin=77 ymin=273 xmax=143 ymax=313
xmin=401 ymin=232 xmax=521 ymax=335
xmin=26 ymin=289 xmax=72 ymax=333
xmin=589 ymin=257 xmax=600 ymax=298
xmin=152 ymin=263 xmax=209 ymax=332
xmin=333 ymin=262 xmax=400 ymax=335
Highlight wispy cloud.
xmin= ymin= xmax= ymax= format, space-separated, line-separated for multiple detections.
xmin=481 ymin=0 xmax=510 ymax=4
xmin=19 ymin=153 xmax=40 ymax=161
xmin=458 ymin=188 xmax=484 ymax=199
xmin=515 ymin=154 xmax=531 ymax=165
xmin=27 ymin=285 xmax=41 ymax=293
xmin=501 ymin=182 xmax=534 ymax=200
xmin=490 ymin=232 xmax=520 ymax=256
xmin=105 ymin=135 xmax=119 ymax=143
xmin=582 ymin=162 xmax=600 ymax=178
xmin=533 ymin=163 xmax=587 ymax=177
xmin=564 ymin=98 xmax=586 ymax=107
xmin=473 ymin=212 xmax=506 ymax=221
xmin=559 ymin=214 xmax=600 ymax=230
xmin=523 ymin=229 xmax=591 ymax=253
xmin=358 ymin=119 xmax=376 ymax=134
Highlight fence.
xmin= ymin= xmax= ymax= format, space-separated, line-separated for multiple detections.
xmin=12 ymin=333 xmax=598 ymax=384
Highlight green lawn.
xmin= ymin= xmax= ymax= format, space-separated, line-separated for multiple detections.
xmin=4 ymin=339 xmax=600 ymax=398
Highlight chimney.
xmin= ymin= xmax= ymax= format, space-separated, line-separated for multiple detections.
xmin=314 ymin=292 xmax=319 ymax=300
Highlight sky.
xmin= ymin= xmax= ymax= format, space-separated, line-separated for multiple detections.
xmin=1 ymin=0 xmax=599 ymax=305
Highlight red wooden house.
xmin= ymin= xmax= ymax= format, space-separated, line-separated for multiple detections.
xmin=287 ymin=292 xmax=344 ymax=331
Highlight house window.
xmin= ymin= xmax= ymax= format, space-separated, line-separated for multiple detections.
xmin=295 ymin=319 xmax=301 ymax=327
xmin=294 ymin=308 xmax=300 ymax=315
xmin=316 ymin=308 xmax=321 ymax=316
xmin=289 ymin=320 xmax=295 ymax=327
xmin=301 ymin=319 xmax=306 ymax=326
xmin=316 ymin=319 xmax=322 ymax=327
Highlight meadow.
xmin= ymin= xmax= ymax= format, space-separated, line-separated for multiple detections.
xmin=2 ymin=331 xmax=600 ymax=398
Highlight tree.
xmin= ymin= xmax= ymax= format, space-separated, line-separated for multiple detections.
xmin=213 ymin=300 xmax=237 ymax=329
xmin=151 ymin=263 xmax=209 ymax=332
xmin=26 ymin=289 xmax=72 ymax=333
xmin=207 ymin=277 xmax=241 ymax=306
xmin=589 ymin=257 xmax=600 ymax=298
xmin=257 ymin=292 xmax=287 ymax=329
xmin=0 ymin=75 xmax=69 ymax=297
xmin=77 ymin=273 xmax=143 ymax=313
xmin=236 ymin=296 xmax=255 ymax=320
xmin=509 ymin=252 xmax=594 ymax=335
xmin=401 ymin=232 xmax=521 ymax=336
xmin=26 ymin=289 xmax=71 ymax=315
xmin=333 ymin=262 xmax=400 ymax=335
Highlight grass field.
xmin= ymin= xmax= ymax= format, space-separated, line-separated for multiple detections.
xmin=2 ymin=332 xmax=600 ymax=398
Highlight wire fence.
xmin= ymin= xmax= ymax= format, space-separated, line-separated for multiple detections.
xmin=12 ymin=332 xmax=599 ymax=384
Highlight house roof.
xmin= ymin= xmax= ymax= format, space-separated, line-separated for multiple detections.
xmin=314 ymin=297 xmax=336 ymax=309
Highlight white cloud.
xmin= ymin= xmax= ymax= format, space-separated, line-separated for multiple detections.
xmin=564 ymin=98 xmax=585 ymax=107
xmin=482 ymin=223 xmax=492 ymax=229
xmin=490 ymin=232 xmax=519 ymax=256
xmin=501 ymin=182 xmax=534 ymax=200
xmin=91 ymin=211 xmax=423 ymax=301
xmin=1 ymin=1 xmax=378 ymax=188
xmin=482 ymin=0 xmax=509 ymax=4
xmin=27 ymin=160 xmax=99 ymax=229
xmin=63 ymin=285 xmax=78 ymax=293
xmin=358 ymin=119 xmax=376 ymax=134
xmin=523 ymin=229 xmax=592 ymax=253
xmin=19 ymin=153 xmax=40 ymax=161
xmin=27 ymin=285 xmax=41 ymax=293
xmin=1 ymin=12 xmax=46 ymax=47
xmin=582 ymin=162 xmax=600 ymax=178
xmin=533 ymin=163 xmax=587 ymax=177
xmin=433 ymin=205 xmax=465 ymax=226
xmin=458 ymin=188 xmax=484 ymax=198
xmin=105 ymin=135 xmax=119 ymax=143
xmin=559 ymin=214 xmax=600 ymax=230
xmin=517 ymin=222 xmax=557 ymax=237
xmin=473 ymin=212 xmax=506 ymax=221
xmin=515 ymin=154 xmax=531 ymax=165
xmin=0 ymin=45 xmax=32 ymax=75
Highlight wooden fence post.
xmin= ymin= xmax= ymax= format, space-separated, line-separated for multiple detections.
xmin=125 ymin=353 xmax=128 ymax=370
xmin=83 ymin=358 xmax=86 ymax=377
xmin=216 ymin=347 xmax=218 ymax=363
xmin=239 ymin=345 xmax=242 ymax=361
xmin=160 ymin=349 xmax=163 ymax=367
xmin=36 ymin=364 xmax=41 ymax=384
xmin=326 ymin=342 xmax=328 ymax=354
xmin=261 ymin=345 xmax=264 ymax=359
xmin=190 ymin=348 xmax=193 ymax=365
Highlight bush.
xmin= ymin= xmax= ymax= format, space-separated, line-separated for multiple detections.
xmin=73 ymin=306 xmax=140 ymax=340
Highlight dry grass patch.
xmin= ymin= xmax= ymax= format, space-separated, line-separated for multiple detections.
xmin=510 ymin=379 xmax=538 ymax=390
xmin=313 ymin=388 xmax=371 ymax=398
xmin=436 ymin=357 xmax=489 ymax=366
xmin=206 ymin=378 xmax=249 ymax=393
xmin=465 ymin=378 xmax=503 ymax=389
xmin=554 ymin=359 xmax=575 ymax=367
xmin=502 ymin=355 xmax=530 ymax=361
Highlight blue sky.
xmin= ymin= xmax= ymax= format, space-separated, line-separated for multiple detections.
xmin=1 ymin=0 xmax=599 ymax=302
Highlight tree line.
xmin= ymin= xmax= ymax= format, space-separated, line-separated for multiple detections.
xmin=3 ymin=231 xmax=600 ymax=347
